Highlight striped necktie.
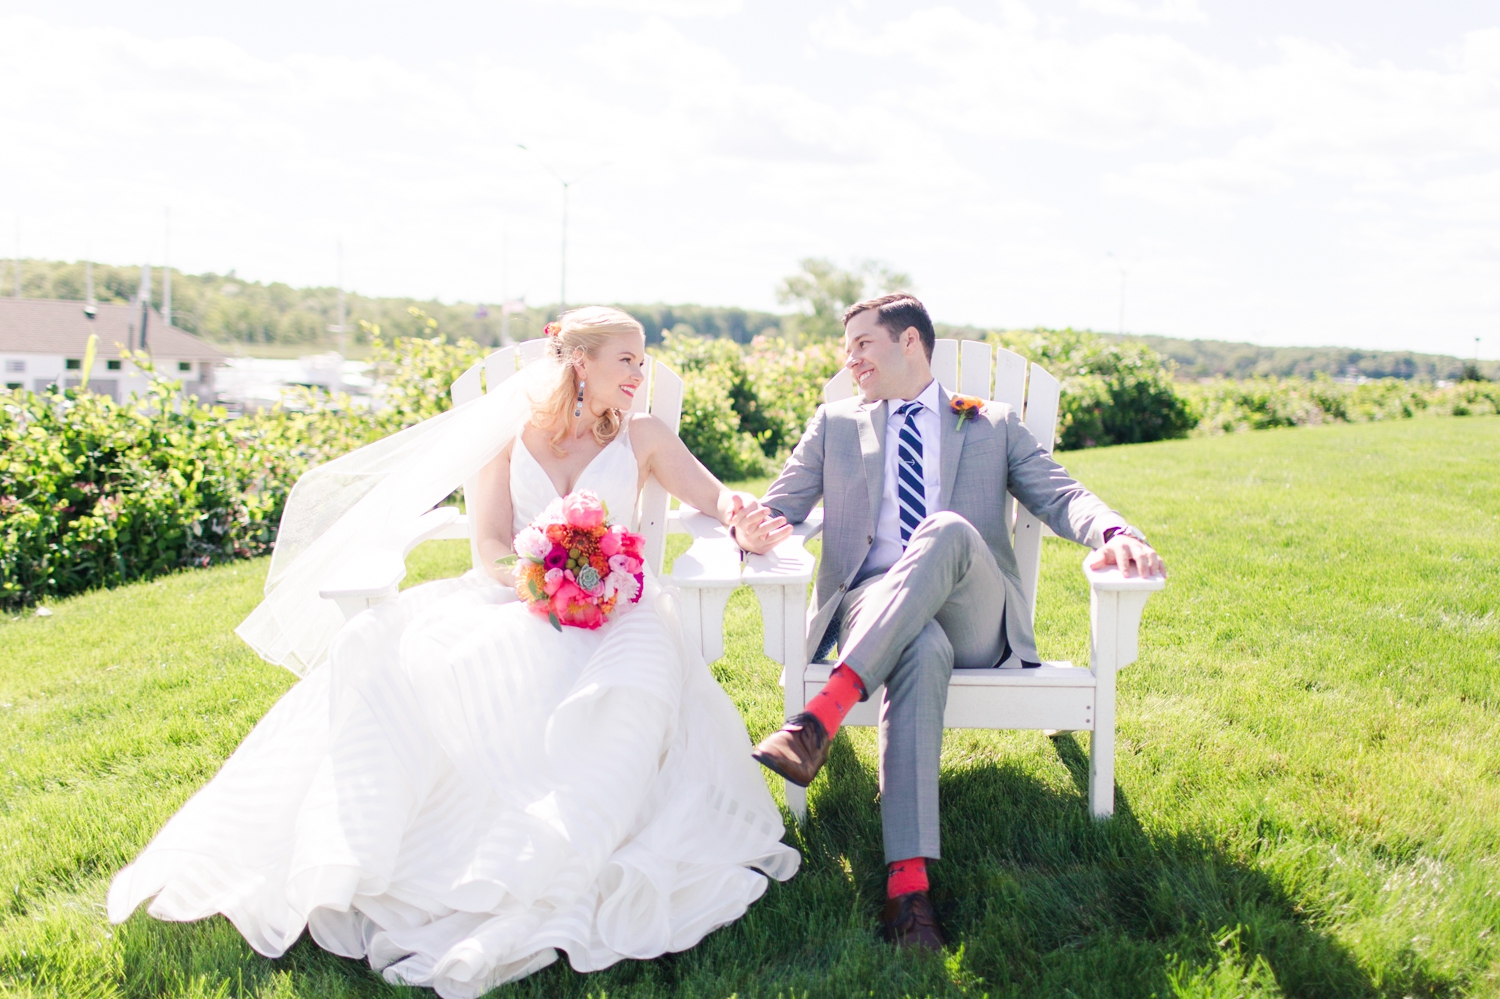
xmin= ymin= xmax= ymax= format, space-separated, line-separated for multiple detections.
xmin=894 ymin=400 xmax=926 ymax=548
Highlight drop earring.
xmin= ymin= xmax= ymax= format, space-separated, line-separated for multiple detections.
xmin=574 ymin=379 xmax=586 ymax=418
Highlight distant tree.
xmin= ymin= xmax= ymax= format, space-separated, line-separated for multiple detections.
xmin=776 ymin=258 xmax=913 ymax=341
xmin=1459 ymin=361 xmax=1488 ymax=382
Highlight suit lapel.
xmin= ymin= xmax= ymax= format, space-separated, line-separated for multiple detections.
xmin=938 ymin=385 xmax=965 ymax=508
xmin=856 ymin=400 xmax=886 ymax=531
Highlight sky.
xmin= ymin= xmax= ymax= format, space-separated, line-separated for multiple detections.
xmin=0 ymin=0 xmax=1497 ymax=358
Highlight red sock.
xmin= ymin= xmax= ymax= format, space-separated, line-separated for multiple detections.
xmin=802 ymin=664 xmax=866 ymax=739
xmin=887 ymin=857 xmax=929 ymax=898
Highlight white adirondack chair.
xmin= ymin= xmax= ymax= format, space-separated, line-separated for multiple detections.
xmin=316 ymin=339 xmax=744 ymax=665
xmin=742 ymin=339 xmax=1165 ymax=821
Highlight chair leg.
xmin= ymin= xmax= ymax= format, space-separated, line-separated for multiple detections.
xmin=785 ymin=779 xmax=807 ymax=822
xmin=1088 ymin=726 xmax=1115 ymax=819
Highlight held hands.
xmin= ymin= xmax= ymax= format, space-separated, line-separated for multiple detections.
xmin=726 ymin=493 xmax=793 ymax=555
xmin=1087 ymin=535 xmax=1165 ymax=579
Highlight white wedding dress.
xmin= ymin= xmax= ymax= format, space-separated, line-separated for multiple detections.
xmin=108 ymin=422 xmax=799 ymax=997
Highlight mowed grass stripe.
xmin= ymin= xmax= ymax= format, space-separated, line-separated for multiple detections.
xmin=1 ymin=417 xmax=1496 ymax=998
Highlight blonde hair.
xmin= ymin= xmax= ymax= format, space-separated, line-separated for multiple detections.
xmin=532 ymin=306 xmax=646 ymax=456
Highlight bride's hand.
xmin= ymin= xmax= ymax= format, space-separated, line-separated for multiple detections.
xmin=718 ymin=490 xmax=759 ymax=524
xmin=729 ymin=497 xmax=792 ymax=555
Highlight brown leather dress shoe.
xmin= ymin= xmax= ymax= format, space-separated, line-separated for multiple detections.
xmin=881 ymin=891 xmax=946 ymax=951
xmin=750 ymin=712 xmax=830 ymax=787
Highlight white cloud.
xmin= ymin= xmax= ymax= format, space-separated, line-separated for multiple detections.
xmin=0 ymin=5 xmax=1497 ymax=356
xmin=1077 ymin=0 xmax=1208 ymax=25
xmin=532 ymin=0 xmax=741 ymax=15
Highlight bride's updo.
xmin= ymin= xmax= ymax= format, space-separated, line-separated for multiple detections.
xmin=534 ymin=306 xmax=646 ymax=456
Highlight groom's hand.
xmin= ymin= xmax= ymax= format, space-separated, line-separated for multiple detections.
xmin=731 ymin=500 xmax=792 ymax=555
xmin=1087 ymin=536 xmax=1165 ymax=579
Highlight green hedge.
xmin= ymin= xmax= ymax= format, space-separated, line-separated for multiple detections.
xmin=4 ymin=327 xmax=1491 ymax=609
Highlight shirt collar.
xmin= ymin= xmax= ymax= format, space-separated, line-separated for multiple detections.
xmin=891 ymin=379 xmax=942 ymax=422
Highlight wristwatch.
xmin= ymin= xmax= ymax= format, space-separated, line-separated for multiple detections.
xmin=1102 ymin=525 xmax=1147 ymax=545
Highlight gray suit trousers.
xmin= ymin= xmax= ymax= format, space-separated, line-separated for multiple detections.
xmin=836 ymin=511 xmax=1009 ymax=863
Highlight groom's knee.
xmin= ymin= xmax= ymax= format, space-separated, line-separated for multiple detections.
xmin=911 ymin=510 xmax=982 ymax=554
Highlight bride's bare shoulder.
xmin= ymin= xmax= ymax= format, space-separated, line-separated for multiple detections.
xmin=623 ymin=411 xmax=673 ymax=443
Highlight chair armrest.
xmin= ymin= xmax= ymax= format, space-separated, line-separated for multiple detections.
xmin=665 ymin=534 xmax=742 ymax=587
xmin=671 ymin=503 xmax=730 ymax=540
xmin=663 ymin=533 xmax=742 ymax=663
xmin=1083 ymin=552 xmax=1164 ymax=673
xmin=789 ymin=506 xmax=824 ymax=542
xmin=318 ymin=506 xmax=461 ymax=610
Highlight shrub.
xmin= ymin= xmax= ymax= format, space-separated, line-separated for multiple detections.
xmin=993 ymin=329 xmax=1197 ymax=449
xmin=0 ymin=377 xmax=382 ymax=609
xmin=653 ymin=331 xmax=770 ymax=480
xmin=1182 ymin=376 xmax=1500 ymax=435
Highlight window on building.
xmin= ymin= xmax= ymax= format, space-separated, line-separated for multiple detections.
xmin=65 ymin=358 xmax=81 ymax=370
xmin=178 ymin=361 xmax=192 ymax=372
xmin=107 ymin=360 xmax=122 ymax=371
xmin=4 ymin=360 xmax=24 ymax=373
xmin=5 ymin=383 xmax=21 ymax=390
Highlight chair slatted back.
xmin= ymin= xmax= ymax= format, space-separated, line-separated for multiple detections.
xmin=449 ymin=339 xmax=682 ymax=576
xmin=821 ymin=339 xmax=1061 ymax=623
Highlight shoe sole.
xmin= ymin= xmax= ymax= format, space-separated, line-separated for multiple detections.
xmin=751 ymin=750 xmax=813 ymax=788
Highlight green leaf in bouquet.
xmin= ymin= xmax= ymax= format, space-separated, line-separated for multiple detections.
xmin=548 ymin=611 xmax=562 ymax=633
xmin=494 ymin=554 xmax=520 ymax=568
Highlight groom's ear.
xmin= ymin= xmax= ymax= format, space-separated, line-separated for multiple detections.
xmin=900 ymin=326 xmax=923 ymax=354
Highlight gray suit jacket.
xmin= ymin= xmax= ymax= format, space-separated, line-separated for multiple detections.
xmin=762 ymin=384 xmax=1128 ymax=665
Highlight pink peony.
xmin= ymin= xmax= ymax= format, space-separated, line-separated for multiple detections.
xmin=599 ymin=527 xmax=624 ymax=557
xmin=557 ymin=597 xmax=605 ymax=630
xmin=550 ymin=580 xmax=584 ymax=615
xmin=514 ymin=526 xmax=551 ymax=562
xmin=608 ymin=554 xmax=629 ymax=574
xmin=623 ymin=555 xmax=642 ymax=574
xmin=607 ymin=570 xmax=640 ymax=603
xmin=561 ymin=490 xmax=607 ymax=530
xmin=543 ymin=568 xmax=565 ymax=595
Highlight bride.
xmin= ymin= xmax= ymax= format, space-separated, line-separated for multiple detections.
xmin=108 ymin=307 xmax=800 ymax=997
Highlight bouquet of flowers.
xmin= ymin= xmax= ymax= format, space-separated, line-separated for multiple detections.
xmin=498 ymin=490 xmax=647 ymax=631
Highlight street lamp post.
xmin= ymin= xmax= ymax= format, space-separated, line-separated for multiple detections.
xmin=516 ymin=145 xmax=609 ymax=317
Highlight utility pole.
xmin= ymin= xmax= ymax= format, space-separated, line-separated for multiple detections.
xmin=516 ymin=145 xmax=610 ymax=317
xmin=163 ymin=208 xmax=172 ymax=327
xmin=137 ymin=264 xmax=152 ymax=352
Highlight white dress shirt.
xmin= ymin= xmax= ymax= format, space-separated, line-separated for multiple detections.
xmin=860 ymin=378 xmax=943 ymax=579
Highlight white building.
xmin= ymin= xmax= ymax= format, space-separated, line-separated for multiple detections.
xmin=0 ymin=298 xmax=226 ymax=402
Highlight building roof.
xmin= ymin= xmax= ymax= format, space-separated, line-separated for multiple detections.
xmin=0 ymin=298 xmax=228 ymax=361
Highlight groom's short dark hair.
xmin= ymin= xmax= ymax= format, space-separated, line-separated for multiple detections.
xmin=843 ymin=294 xmax=935 ymax=361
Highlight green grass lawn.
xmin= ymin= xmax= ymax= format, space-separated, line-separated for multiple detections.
xmin=2 ymin=418 xmax=1498 ymax=998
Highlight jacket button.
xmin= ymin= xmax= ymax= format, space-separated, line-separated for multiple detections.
xmin=839 ymin=583 xmax=846 ymax=591
xmin=866 ymin=535 xmax=874 ymax=544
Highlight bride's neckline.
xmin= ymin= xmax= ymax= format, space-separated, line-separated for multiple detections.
xmin=515 ymin=430 xmax=625 ymax=499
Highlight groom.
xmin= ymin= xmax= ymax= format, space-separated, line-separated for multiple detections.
xmin=731 ymin=294 xmax=1163 ymax=949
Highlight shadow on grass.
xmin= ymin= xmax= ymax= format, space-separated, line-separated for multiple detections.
xmin=791 ymin=732 xmax=1384 ymax=999
xmin=113 ymin=734 xmax=1385 ymax=999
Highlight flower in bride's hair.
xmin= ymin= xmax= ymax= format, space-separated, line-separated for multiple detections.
xmin=561 ymin=490 xmax=607 ymax=530
xmin=514 ymin=526 xmax=551 ymax=563
xmin=544 ymin=321 xmax=562 ymax=338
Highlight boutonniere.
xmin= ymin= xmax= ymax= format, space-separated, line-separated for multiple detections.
xmin=950 ymin=394 xmax=983 ymax=430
